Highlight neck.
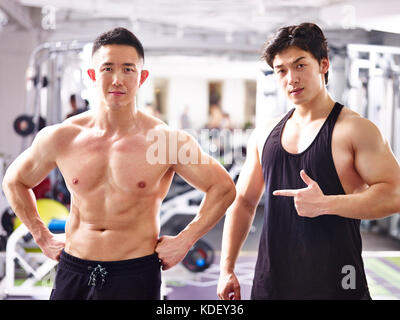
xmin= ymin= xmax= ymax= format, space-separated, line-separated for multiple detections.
xmin=95 ymin=102 xmax=139 ymax=136
xmin=293 ymin=89 xmax=335 ymax=121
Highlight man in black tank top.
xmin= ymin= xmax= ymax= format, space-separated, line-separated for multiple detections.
xmin=217 ymin=23 xmax=400 ymax=300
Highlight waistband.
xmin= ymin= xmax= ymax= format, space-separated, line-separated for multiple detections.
xmin=59 ymin=250 xmax=161 ymax=275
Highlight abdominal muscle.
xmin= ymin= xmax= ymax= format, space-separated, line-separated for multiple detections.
xmin=63 ymin=199 xmax=160 ymax=261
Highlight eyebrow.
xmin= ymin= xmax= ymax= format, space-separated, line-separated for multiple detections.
xmin=100 ymin=62 xmax=137 ymax=67
xmin=274 ymin=56 xmax=306 ymax=69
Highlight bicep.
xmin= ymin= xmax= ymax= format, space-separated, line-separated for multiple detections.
xmin=353 ymin=119 xmax=400 ymax=186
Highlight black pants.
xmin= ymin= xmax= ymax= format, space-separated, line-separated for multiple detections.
xmin=50 ymin=250 xmax=161 ymax=300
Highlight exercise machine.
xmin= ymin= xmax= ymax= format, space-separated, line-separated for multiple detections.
xmin=0 ymin=199 xmax=68 ymax=299
xmin=344 ymin=44 xmax=400 ymax=238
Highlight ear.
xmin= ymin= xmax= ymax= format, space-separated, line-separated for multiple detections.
xmin=139 ymin=69 xmax=149 ymax=87
xmin=320 ymin=57 xmax=329 ymax=75
xmin=87 ymin=69 xmax=96 ymax=81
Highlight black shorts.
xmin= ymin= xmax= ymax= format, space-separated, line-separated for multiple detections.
xmin=50 ymin=250 xmax=162 ymax=300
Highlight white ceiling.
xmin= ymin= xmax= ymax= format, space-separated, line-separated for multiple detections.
xmin=1 ymin=0 xmax=400 ymax=57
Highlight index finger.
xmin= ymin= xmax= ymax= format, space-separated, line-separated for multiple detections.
xmin=272 ymin=189 xmax=298 ymax=197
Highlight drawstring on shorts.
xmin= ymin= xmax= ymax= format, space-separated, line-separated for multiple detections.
xmin=88 ymin=264 xmax=108 ymax=289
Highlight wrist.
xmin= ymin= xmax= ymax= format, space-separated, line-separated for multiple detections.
xmin=32 ymin=224 xmax=52 ymax=246
xmin=176 ymin=229 xmax=197 ymax=251
xmin=320 ymin=194 xmax=337 ymax=215
xmin=220 ymin=266 xmax=235 ymax=275
xmin=220 ymin=257 xmax=235 ymax=274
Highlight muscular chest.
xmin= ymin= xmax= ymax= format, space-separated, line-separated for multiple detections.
xmin=57 ymin=133 xmax=169 ymax=194
xmin=281 ymin=119 xmax=324 ymax=154
xmin=279 ymin=119 xmax=363 ymax=194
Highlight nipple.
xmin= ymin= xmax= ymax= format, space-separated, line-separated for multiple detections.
xmin=72 ymin=178 xmax=79 ymax=185
xmin=138 ymin=181 xmax=146 ymax=188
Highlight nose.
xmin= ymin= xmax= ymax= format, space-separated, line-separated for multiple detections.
xmin=112 ymin=71 xmax=123 ymax=86
xmin=287 ymin=70 xmax=299 ymax=86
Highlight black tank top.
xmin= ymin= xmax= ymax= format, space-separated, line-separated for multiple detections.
xmin=251 ymin=102 xmax=370 ymax=299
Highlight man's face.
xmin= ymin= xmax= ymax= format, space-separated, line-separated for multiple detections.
xmin=88 ymin=44 xmax=148 ymax=109
xmin=272 ymin=46 xmax=329 ymax=105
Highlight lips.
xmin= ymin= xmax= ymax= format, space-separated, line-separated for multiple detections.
xmin=290 ymin=88 xmax=304 ymax=95
xmin=109 ymin=91 xmax=125 ymax=96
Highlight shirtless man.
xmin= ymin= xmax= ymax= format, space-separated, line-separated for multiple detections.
xmin=2 ymin=27 xmax=236 ymax=300
xmin=217 ymin=23 xmax=400 ymax=300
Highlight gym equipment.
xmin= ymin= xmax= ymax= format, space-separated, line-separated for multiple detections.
xmin=13 ymin=115 xmax=46 ymax=137
xmin=160 ymin=154 xmax=242 ymax=272
xmin=13 ymin=115 xmax=35 ymax=136
xmin=19 ymin=40 xmax=88 ymax=153
xmin=51 ymin=175 xmax=71 ymax=206
xmin=0 ymin=208 xmax=15 ymax=253
xmin=13 ymin=198 xmax=69 ymax=231
xmin=182 ymin=239 xmax=214 ymax=272
xmin=256 ymin=64 xmax=289 ymax=128
xmin=32 ymin=176 xmax=51 ymax=199
xmin=1 ymin=207 xmax=15 ymax=238
xmin=345 ymin=44 xmax=400 ymax=237
xmin=158 ymin=153 xmax=243 ymax=299
xmin=389 ymin=214 xmax=400 ymax=240
xmin=1 ymin=223 xmax=58 ymax=299
xmin=160 ymin=185 xmax=215 ymax=273
xmin=0 ymin=199 xmax=68 ymax=299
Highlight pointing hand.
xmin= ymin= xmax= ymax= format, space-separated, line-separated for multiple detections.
xmin=273 ymin=170 xmax=326 ymax=218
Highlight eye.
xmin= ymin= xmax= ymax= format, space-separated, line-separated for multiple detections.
xmin=102 ymin=67 xmax=112 ymax=72
xmin=124 ymin=67 xmax=135 ymax=73
xmin=297 ymin=64 xmax=305 ymax=69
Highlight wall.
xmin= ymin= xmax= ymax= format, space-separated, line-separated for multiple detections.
xmin=0 ymin=29 xmax=38 ymax=161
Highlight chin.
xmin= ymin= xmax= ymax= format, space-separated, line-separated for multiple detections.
xmin=289 ymin=94 xmax=309 ymax=105
xmin=288 ymin=97 xmax=302 ymax=105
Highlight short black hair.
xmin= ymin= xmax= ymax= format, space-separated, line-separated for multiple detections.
xmin=262 ymin=22 xmax=329 ymax=84
xmin=92 ymin=27 xmax=145 ymax=62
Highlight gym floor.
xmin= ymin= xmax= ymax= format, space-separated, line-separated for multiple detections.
xmin=163 ymin=207 xmax=400 ymax=300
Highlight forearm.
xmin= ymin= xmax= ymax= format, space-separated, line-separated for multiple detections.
xmin=2 ymin=178 xmax=50 ymax=242
xmin=323 ymin=182 xmax=400 ymax=220
xmin=178 ymin=182 xmax=236 ymax=249
xmin=220 ymin=195 xmax=257 ymax=273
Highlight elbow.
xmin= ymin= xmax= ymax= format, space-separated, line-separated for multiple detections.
xmin=2 ymin=169 xmax=22 ymax=197
xmin=2 ymin=171 xmax=12 ymax=195
xmin=395 ymin=187 xmax=400 ymax=213
xmin=386 ymin=182 xmax=400 ymax=215
xmin=220 ymin=177 xmax=237 ymax=208
xmin=227 ymin=183 xmax=237 ymax=206
xmin=237 ymin=194 xmax=259 ymax=218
